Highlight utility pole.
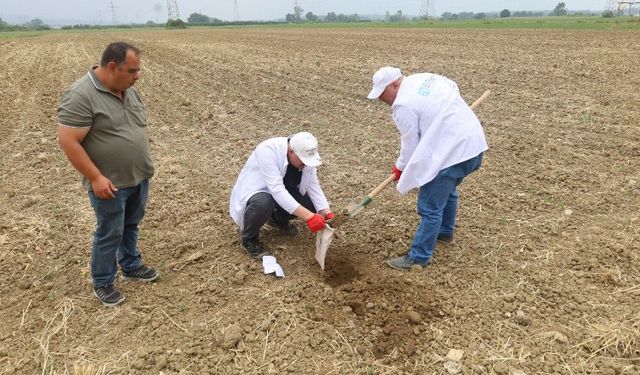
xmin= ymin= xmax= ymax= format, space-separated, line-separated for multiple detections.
xmin=110 ymin=1 xmax=118 ymax=25
xmin=609 ymin=1 xmax=640 ymax=17
xmin=167 ymin=0 xmax=181 ymax=21
xmin=618 ymin=0 xmax=640 ymax=15
xmin=293 ymin=0 xmax=302 ymax=21
xmin=233 ymin=0 xmax=239 ymax=21
xmin=420 ymin=0 xmax=435 ymax=19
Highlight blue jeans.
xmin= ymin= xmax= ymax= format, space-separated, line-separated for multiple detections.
xmin=408 ymin=153 xmax=483 ymax=263
xmin=88 ymin=180 xmax=149 ymax=288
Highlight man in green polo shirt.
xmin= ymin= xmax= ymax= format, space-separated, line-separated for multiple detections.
xmin=58 ymin=41 xmax=158 ymax=306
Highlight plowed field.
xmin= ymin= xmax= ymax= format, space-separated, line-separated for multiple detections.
xmin=0 ymin=27 xmax=638 ymax=374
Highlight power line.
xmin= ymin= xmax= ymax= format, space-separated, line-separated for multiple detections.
xmin=167 ymin=0 xmax=180 ymax=21
xmin=420 ymin=0 xmax=436 ymax=19
xmin=605 ymin=0 xmax=640 ymax=16
xmin=233 ymin=0 xmax=239 ymax=21
xmin=617 ymin=0 xmax=640 ymax=15
xmin=109 ymin=1 xmax=118 ymax=25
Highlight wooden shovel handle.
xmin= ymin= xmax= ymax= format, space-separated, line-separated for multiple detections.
xmin=367 ymin=174 xmax=396 ymax=199
xmin=470 ymin=90 xmax=491 ymax=110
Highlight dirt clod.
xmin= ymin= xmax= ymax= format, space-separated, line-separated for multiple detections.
xmin=446 ymin=349 xmax=464 ymax=362
xmin=407 ymin=310 xmax=422 ymax=325
xmin=493 ymin=362 xmax=509 ymax=374
xmin=222 ymin=324 xmax=243 ymax=349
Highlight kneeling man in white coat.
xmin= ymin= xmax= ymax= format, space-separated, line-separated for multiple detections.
xmin=229 ymin=132 xmax=334 ymax=259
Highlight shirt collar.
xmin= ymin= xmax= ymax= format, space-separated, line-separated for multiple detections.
xmin=87 ymin=66 xmax=111 ymax=93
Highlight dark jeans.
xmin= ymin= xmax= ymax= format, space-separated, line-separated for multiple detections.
xmin=88 ymin=179 xmax=148 ymax=288
xmin=408 ymin=153 xmax=483 ymax=263
xmin=241 ymin=190 xmax=315 ymax=241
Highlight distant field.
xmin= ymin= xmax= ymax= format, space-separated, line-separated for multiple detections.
xmin=1 ymin=16 xmax=639 ymax=40
xmin=425 ymin=16 xmax=640 ymax=30
xmin=261 ymin=16 xmax=640 ymax=31
xmin=184 ymin=16 xmax=640 ymax=31
xmin=0 ymin=30 xmax=45 ymax=40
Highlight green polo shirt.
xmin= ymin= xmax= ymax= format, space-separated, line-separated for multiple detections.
xmin=58 ymin=67 xmax=154 ymax=191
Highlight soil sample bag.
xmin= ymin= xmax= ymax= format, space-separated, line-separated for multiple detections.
xmin=315 ymin=225 xmax=335 ymax=270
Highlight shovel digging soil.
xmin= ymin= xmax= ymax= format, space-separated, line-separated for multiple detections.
xmin=315 ymin=89 xmax=492 ymax=269
xmin=330 ymin=174 xmax=396 ymax=229
xmin=315 ymin=173 xmax=396 ymax=269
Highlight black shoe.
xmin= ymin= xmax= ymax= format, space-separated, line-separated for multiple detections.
xmin=121 ymin=265 xmax=159 ymax=282
xmin=242 ymin=238 xmax=270 ymax=259
xmin=386 ymin=255 xmax=429 ymax=271
xmin=93 ymin=285 xmax=125 ymax=306
xmin=437 ymin=233 xmax=454 ymax=244
xmin=267 ymin=218 xmax=299 ymax=236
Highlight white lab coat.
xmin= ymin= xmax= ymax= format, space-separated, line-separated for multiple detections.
xmin=229 ymin=137 xmax=330 ymax=230
xmin=392 ymin=73 xmax=488 ymax=194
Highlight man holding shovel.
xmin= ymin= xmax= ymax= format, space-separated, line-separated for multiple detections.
xmin=367 ymin=67 xmax=488 ymax=270
xmin=229 ymin=132 xmax=334 ymax=259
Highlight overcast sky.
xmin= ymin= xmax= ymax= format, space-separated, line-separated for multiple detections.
xmin=0 ymin=0 xmax=608 ymax=25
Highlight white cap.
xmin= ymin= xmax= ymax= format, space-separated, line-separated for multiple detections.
xmin=290 ymin=132 xmax=322 ymax=167
xmin=367 ymin=66 xmax=402 ymax=99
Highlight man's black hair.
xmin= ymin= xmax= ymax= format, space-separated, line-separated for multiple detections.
xmin=100 ymin=41 xmax=141 ymax=67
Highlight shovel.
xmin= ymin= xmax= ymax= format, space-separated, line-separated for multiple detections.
xmin=329 ymin=174 xmax=396 ymax=229
xmin=316 ymin=174 xmax=395 ymax=269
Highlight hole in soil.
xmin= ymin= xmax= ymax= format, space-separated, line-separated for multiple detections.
xmin=323 ymin=258 xmax=359 ymax=287
xmin=348 ymin=301 xmax=366 ymax=316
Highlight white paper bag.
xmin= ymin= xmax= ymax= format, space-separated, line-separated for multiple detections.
xmin=262 ymin=256 xmax=285 ymax=277
xmin=315 ymin=225 xmax=335 ymax=270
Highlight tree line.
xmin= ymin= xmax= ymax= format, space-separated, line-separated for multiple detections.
xmin=441 ymin=3 xmax=605 ymax=20
xmin=0 ymin=2 xmax=617 ymax=33
xmin=186 ymin=10 xmax=362 ymax=24
xmin=283 ymin=6 xmax=361 ymax=23
xmin=185 ymin=4 xmax=583 ymax=25
xmin=0 ymin=17 xmax=51 ymax=31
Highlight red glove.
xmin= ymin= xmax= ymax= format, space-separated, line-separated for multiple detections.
xmin=325 ymin=211 xmax=335 ymax=220
xmin=306 ymin=213 xmax=326 ymax=233
xmin=392 ymin=165 xmax=403 ymax=181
